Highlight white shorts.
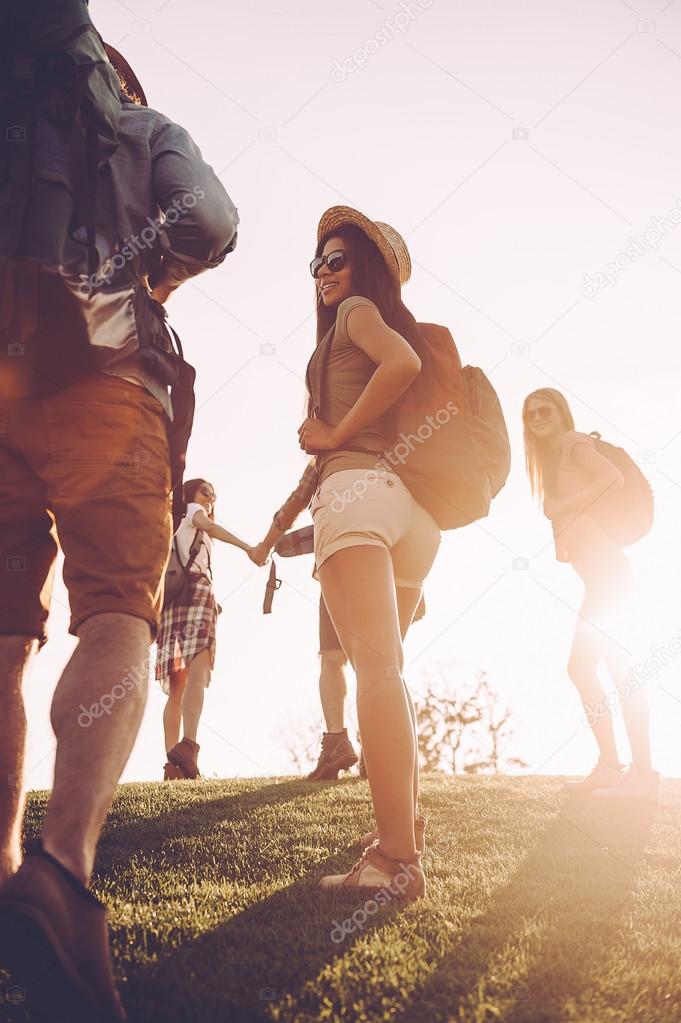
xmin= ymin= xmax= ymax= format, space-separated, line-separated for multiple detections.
xmin=311 ymin=468 xmax=441 ymax=588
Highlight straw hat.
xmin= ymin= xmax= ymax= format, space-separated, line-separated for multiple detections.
xmin=317 ymin=205 xmax=411 ymax=287
xmin=104 ymin=44 xmax=148 ymax=107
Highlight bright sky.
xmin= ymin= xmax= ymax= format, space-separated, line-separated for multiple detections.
xmin=24 ymin=0 xmax=681 ymax=789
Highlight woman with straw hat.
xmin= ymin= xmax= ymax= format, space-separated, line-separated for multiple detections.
xmin=296 ymin=206 xmax=441 ymax=898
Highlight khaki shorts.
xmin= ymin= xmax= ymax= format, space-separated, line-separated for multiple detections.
xmin=311 ymin=468 xmax=440 ymax=589
xmin=0 ymin=374 xmax=173 ymax=645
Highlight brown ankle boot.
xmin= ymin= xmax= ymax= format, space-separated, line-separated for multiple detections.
xmin=307 ymin=730 xmax=358 ymax=781
xmin=167 ymin=738 xmax=200 ymax=779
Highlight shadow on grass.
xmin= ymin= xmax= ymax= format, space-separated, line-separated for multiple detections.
xmin=399 ymin=795 xmax=655 ymax=1023
xmin=119 ymin=842 xmax=403 ymax=1023
xmin=92 ymin=778 xmax=342 ymax=877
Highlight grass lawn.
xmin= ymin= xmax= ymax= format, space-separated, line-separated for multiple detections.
xmin=20 ymin=776 xmax=681 ymax=1023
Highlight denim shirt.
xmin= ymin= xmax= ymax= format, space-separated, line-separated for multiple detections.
xmin=99 ymin=102 xmax=239 ymax=413
xmin=109 ymin=102 xmax=239 ymax=283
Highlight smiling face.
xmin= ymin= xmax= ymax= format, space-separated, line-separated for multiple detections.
xmin=316 ymin=235 xmax=353 ymax=308
xmin=524 ymin=396 xmax=565 ymax=444
xmin=194 ymin=481 xmax=216 ymax=516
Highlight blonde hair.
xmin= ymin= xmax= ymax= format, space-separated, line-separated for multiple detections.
xmin=522 ymin=388 xmax=575 ymax=500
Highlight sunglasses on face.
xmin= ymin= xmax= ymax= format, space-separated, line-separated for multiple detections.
xmin=200 ymin=486 xmax=217 ymax=501
xmin=310 ymin=249 xmax=349 ymax=279
xmin=525 ymin=406 xmax=555 ymax=423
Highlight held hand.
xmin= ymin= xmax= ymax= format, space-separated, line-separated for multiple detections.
xmin=248 ymin=541 xmax=271 ymax=567
xmin=298 ymin=417 xmax=339 ymax=453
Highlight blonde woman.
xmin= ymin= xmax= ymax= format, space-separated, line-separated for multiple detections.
xmin=523 ymin=388 xmax=658 ymax=802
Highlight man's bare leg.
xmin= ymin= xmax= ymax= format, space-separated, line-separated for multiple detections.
xmin=42 ymin=613 xmax=151 ymax=885
xmin=0 ymin=636 xmax=37 ymax=885
xmin=319 ymin=649 xmax=347 ymax=733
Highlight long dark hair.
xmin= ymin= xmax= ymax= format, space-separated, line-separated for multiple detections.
xmin=183 ymin=478 xmax=215 ymax=520
xmin=313 ymin=225 xmax=438 ymax=412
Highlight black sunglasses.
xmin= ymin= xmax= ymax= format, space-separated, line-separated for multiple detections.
xmin=310 ymin=249 xmax=349 ymax=279
xmin=525 ymin=405 xmax=555 ymax=422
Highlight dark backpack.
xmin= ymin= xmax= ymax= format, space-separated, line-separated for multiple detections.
xmin=388 ymin=324 xmax=512 ymax=530
xmin=586 ymin=431 xmax=654 ymax=546
xmin=162 ymin=528 xmax=206 ymax=611
xmin=0 ymin=0 xmax=122 ymax=276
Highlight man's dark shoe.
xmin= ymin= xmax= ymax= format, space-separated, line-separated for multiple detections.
xmin=167 ymin=737 xmax=200 ymax=779
xmin=307 ymin=730 xmax=358 ymax=781
xmin=0 ymin=840 xmax=126 ymax=1022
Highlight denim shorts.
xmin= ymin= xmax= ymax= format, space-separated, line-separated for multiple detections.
xmin=311 ymin=468 xmax=440 ymax=589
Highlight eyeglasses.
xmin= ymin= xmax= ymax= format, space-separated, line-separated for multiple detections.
xmin=525 ymin=405 xmax=555 ymax=423
xmin=200 ymin=486 xmax=217 ymax=501
xmin=310 ymin=249 xmax=349 ymax=279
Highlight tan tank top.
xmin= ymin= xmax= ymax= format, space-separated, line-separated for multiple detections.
xmin=306 ymin=295 xmax=396 ymax=487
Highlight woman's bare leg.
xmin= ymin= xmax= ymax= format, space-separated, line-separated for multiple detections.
xmin=320 ymin=546 xmax=417 ymax=862
xmin=181 ymin=649 xmax=211 ymax=743
xmin=396 ymin=587 xmax=425 ymax=813
xmin=163 ymin=669 xmax=187 ymax=753
xmin=604 ymin=645 xmax=652 ymax=770
xmin=568 ymin=623 xmax=619 ymax=765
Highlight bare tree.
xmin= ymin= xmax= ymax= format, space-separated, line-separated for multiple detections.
xmin=414 ymin=665 xmax=527 ymax=775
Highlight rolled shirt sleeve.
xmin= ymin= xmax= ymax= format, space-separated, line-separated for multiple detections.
xmin=273 ymin=459 xmax=319 ymax=532
xmin=150 ymin=119 xmax=239 ymax=286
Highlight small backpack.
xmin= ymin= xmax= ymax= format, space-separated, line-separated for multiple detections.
xmin=162 ymin=528 xmax=205 ymax=611
xmin=388 ymin=323 xmax=511 ymax=530
xmin=586 ymin=431 xmax=654 ymax=546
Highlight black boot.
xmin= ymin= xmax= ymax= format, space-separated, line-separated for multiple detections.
xmin=307 ymin=730 xmax=358 ymax=781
